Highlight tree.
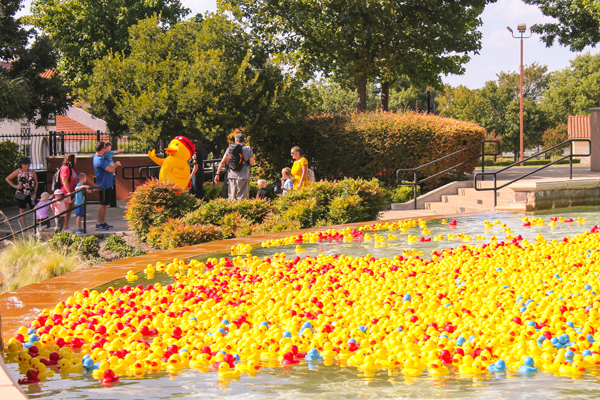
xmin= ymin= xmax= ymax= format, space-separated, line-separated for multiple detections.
xmin=439 ymin=63 xmax=551 ymax=158
xmin=28 ymin=0 xmax=190 ymax=89
xmin=228 ymin=0 xmax=494 ymax=112
xmin=524 ymin=0 xmax=600 ymax=51
xmin=0 ymin=0 xmax=71 ymax=125
xmin=88 ymin=14 xmax=312 ymax=151
xmin=540 ymin=52 xmax=600 ymax=126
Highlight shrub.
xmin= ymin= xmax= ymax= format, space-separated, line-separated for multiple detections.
xmin=542 ymin=124 xmax=568 ymax=157
xmin=280 ymin=198 xmax=320 ymax=229
xmin=251 ymin=213 xmax=302 ymax=235
xmin=0 ymin=141 xmax=22 ymax=207
xmin=184 ymin=198 xmax=271 ymax=226
xmin=252 ymin=111 xmax=486 ymax=187
xmin=102 ymin=234 xmax=146 ymax=260
xmin=203 ymin=183 xmax=223 ymax=201
xmin=327 ymin=195 xmax=365 ymax=225
xmin=146 ymin=218 xmax=222 ymax=250
xmin=125 ymin=179 xmax=199 ymax=240
xmin=48 ymin=232 xmax=100 ymax=260
xmin=387 ymin=184 xmax=421 ymax=203
xmin=219 ymin=211 xmax=254 ymax=239
xmin=0 ymin=236 xmax=88 ymax=293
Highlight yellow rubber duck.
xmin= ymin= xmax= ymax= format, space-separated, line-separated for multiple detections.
xmin=238 ymin=360 xmax=260 ymax=376
xmin=358 ymin=355 xmax=380 ymax=377
xmin=347 ymin=349 xmax=367 ymax=366
xmin=218 ymin=361 xmax=241 ymax=379
xmin=428 ymin=360 xmax=450 ymax=376
xmin=166 ymin=354 xmax=185 ymax=373
xmin=559 ymin=361 xmax=586 ymax=377
xmin=126 ymin=270 xmax=138 ymax=283
xmin=148 ymin=136 xmax=195 ymax=190
xmin=401 ymin=357 xmax=425 ymax=377
xmin=190 ymin=353 xmax=212 ymax=369
xmin=34 ymin=363 xmax=55 ymax=379
xmin=129 ymin=361 xmax=146 ymax=375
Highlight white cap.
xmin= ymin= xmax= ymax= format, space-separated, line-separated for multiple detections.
xmin=53 ymin=189 xmax=63 ymax=195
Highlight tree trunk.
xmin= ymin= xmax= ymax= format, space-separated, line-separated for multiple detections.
xmin=381 ymin=81 xmax=393 ymax=111
xmin=356 ymin=73 xmax=367 ymax=112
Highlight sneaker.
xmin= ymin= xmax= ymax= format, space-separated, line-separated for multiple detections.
xmin=75 ymin=229 xmax=84 ymax=234
xmin=65 ymin=229 xmax=74 ymax=233
xmin=101 ymin=223 xmax=114 ymax=229
xmin=96 ymin=224 xmax=109 ymax=230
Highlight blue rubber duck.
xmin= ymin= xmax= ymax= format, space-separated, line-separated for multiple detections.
xmin=305 ymin=348 xmax=323 ymax=362
xmin=518 ymin=357 xmax=538 ymax=374
xmin=487 ymin=360 xmax=507 ymax=373
xmin=83 ymin=358 xmax=99 ymax=372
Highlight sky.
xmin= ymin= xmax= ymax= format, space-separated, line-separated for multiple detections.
xmin=18 ymin=0 xmax=597 ymax=89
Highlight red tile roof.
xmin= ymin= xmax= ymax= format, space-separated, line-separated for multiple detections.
xmin=56 ymin=115 xmax=96 ymax=134
xmin=568 ymin=115 xmax=590 ymax=139
xmin=39 ymin=69 xmax=55 ymax=79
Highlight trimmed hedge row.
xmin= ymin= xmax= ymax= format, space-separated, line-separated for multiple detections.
xmin=253 ymin=111 xmax=486 ymax=187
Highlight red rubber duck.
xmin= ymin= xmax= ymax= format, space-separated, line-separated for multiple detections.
xmin=18 ymin=369 xmax=41 ymax=384
xmin=282 ymin=352 xmax=300 ymax=365
xmin=40 ymin=352 xmax=61 ymax=366
xmin=100 ymin=369 xmax=120 ymax=385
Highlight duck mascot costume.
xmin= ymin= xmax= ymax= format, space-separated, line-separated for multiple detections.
xmin=148 ymin=136 xmax=195 ymax=190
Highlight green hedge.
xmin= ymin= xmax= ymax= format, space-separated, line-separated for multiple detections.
xmin=128 ymin=177 xmax=390 ymax=249
xmin=0 ymin=141 xmax=22 ymax=207
xmin=250 ymin=111 xmax=486 ymax=188
xmin=477 ymin=158 xmax=581 ymax=167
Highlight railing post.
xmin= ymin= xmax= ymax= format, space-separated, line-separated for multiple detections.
xmin=96 ymin=130 xmax=101 ymax=143
xmin=481 ymin=141 xmax=485 ymax=180
xmin=60 ymin=131 xmax=65 ymax=155
xmin=49 ymin=131 xmax=54 ymax=156
xmin=493 ymin=175 xmax=497 ymax=208
xmin=569 ymin=140 xmax=573 ymax=180
xmin=413 ymin=172 xmax=418 ymax=210
xmin=83 ymin=190 xmax=87 ymax=234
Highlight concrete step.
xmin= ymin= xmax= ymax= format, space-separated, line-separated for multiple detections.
xmin=458 ymin=187 xmax=513 ymax=201
xmin=441 ymin=195 xmax=497 ymax=208
xmin=424 ymin=202 xmax=494 ymax=214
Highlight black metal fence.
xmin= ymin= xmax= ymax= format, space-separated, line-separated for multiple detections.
xmin=0 ymin=131 xmax=154 ymax=169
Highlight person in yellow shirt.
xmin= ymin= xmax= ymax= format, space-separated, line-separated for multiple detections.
xmin=290 ymin=146 xmax=308 ymax=191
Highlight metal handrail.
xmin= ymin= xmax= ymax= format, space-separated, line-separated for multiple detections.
xmin=396 ymin=140 xmax=501 ymax=209
xmin=121 ymin=158 xmax=224 ymax=192
xmin=0 ymin=186 xmax=105 ymax=241
xmin=473 ymin=139 xmax=591 ymax=207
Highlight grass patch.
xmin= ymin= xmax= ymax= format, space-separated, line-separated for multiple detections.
xmin=0 ymin=236 xmax=89 ymax=294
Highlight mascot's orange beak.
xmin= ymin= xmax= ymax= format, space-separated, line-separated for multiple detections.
xmin=165 ymin=148 xmax=176 ymax=154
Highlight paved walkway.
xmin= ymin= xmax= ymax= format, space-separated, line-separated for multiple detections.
xmin=473 ymin=164 xmax=599 ymax=182
xmin=0 ymin=201 xmax=129 ymax=238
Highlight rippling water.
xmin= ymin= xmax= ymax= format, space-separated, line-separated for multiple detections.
xmin=6 ymin=206 xmax=600 ymax=399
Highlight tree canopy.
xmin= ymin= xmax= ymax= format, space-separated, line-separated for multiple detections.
xmin=88 ymin=14 xmax=313 ymax=148
xmin=227 ymin=0 xmax=494 ymax=112
xmin=0 ymin=0 xmax=71 ymax=125
xmin=524 ymin=0 xmax=600 ymax=51
xmin=438 ymin=63 xmax=551 ymax=157
xmin=28 ymin=0 xmax=190 ymax=89
xmin=540 ymin=52 xmax=600 ymax=126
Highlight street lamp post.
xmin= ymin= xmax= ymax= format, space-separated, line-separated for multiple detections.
xmin=507 ymin=24 xmax=532 ymax=165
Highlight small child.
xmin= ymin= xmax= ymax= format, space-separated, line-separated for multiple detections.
xmin=51 ymin=189 xmax=67 ymax=233
xmin=282 ymin=168 xmax=294 ymax=195
xmin=103 ymin=142 xmax=124 ymax=185
xmin=34 ymin=192 xmax=52 ymax=231
xmin=74 ymin=173 xmax=90 ymax=234
xmin=256 ymin=179 xmax=271 ymax=200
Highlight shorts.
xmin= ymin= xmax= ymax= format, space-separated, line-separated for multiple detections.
xmin=17 ymin=195 xmax=33 ymax=210
xmin=75 ymin=205 xmax=85 ymax=218
xmin=99 ymin=187 xmax=113 ymax=206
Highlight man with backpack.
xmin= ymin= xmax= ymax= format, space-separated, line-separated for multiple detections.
xmin=215 ymin=133 xmax=255 ymax=200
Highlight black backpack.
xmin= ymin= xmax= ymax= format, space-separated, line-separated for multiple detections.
xmin=228 ymin=143 xmax=246 ymax=172
xmin=51 ymin=165 xmax=66 ymax=192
